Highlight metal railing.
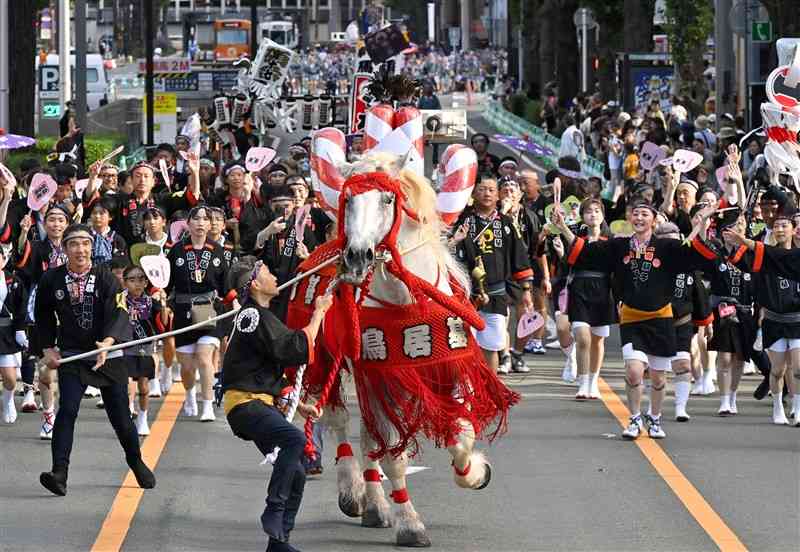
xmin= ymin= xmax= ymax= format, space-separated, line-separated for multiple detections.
xmin=485 ymin=101 xmax=607 ymax=183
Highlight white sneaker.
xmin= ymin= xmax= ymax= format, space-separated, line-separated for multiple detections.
xmin=793 ymin=396 xmax=800 ymax=427
xmin=39 ymin=410 xmax=55 ymax=440
xmin=3 ymin=391 xmax=17 ymax=424
xmin=160 ymin=364 xmax=172 ymax=394
xmin=588 ymin=374 xmax=601 ymax=399
xmin=183 ymin=388 xmax=198 ymax=417
xmin=729 ymin=392 xmax=738 ymax=415
xmin=622 ymin=414 xmax=644 ymax=440
xmin=675 ymin=404 xmax=690 ymax=422
xmin=575 ymin=375 xmax=590 ymax=400
xmin=200 ymin=399 xmax=216 ymax=422
xmin=84 ymin=385 xmax=101 ymax=398
xmin=561 ymin=345 xmax=576 ymax=383
xmin=96 ymin=397 xmax=105 ymax=409
xmin=690 ymin=380 xmax=705 ymax=395
xmin=742 ymin=362 xmax=756 ymax=375
xmin=497 ymin=353 xmax=511 ymax=375
xmin=148 ymin=379 xmax=162 ymax=398
xmin=646 ymin=414 xmax=666 ymax=439
xmin=136 ymin=411 xmax=150 ymax=436
xmin=718 ymin=394 xmax=732 ymax=417
xmin=21 ymin=387 xmax=38 ymax=413
xmin=773 ymin=393 xmax=789 ymax=425
xmin=545 ymin=340 xmax=561 ymax=349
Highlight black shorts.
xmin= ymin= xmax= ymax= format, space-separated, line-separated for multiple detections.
xmin=674 ymin=321 xmax=695 ymax=355
xmin=762 ymin=319 xmax=800 ymax=350
xmin=619 ymin=317 xmax=677 ymax=358
xmin=708 ymin=307 xmax=756 ymax=359
xmin=126 ymin=355 xmax=155 ymax=380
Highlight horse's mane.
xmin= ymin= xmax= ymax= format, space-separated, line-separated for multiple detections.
xmin=341 ymin=152 xmax=471 ymax=294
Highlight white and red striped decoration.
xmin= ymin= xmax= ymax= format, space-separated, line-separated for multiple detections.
xmin=394 ymin=105 xmax=424 ymax=161
xmin=363 ymin=104 xmax=395 ymax=152
xmin=310 ymin=127 xmax=347 ymax=219
xmin=436 ymin=144 xmax=477 ymax=226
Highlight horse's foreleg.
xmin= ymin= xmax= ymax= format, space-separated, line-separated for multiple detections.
xmin=380 ymin=452 xmax=431 ymax=548
xmin=359 ymin=425 xmax=393 ymax=528
xmin=447 ymin=418 xmax=492 ymax=490
xmin=322 ymin=406 xmax=365 ymax=518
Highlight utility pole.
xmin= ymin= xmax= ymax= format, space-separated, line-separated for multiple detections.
xmin=75 ymin=0 xmax=88 ymax=129
xmin=714 ymin=0 xmax=734 ymax=130
xmin=250 ymin=0 xmax=258 ymax=59
xmin=0 ymin=0 xmax=9 ymax=132
xmin=145 ymin=0 xmax=154 ymax=145
xmin=518 ymin=0 xmax=523 ymax=92
xmin=58 ymin=0 xmax=72 ymax=113
xmin=460 ymin=0 xmax=469 ymax=52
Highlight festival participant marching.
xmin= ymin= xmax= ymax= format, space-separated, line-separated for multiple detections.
xmin=166 ymin=205 xmax=232 ymax=422
xmin=722 ymin=215 xmax=800 ymax=426
xmin=566 ymin=198 xmax=617 ymax=400
xmin=223 ymin=258 xmax=330 ymax=552
xmin=552 ymin=201 xmax=709 ymax=439
xmin=121 ymin=265 xmax=170 ymax=436
xmin=0 ymin=241 xmax=29 ymax=424
xmin=690 ymin=210 xmax=758 ymax=417
xmin=35 ymin=224 xmax=156 ymax=496
xmin=653 ymin=222 xmax=713 ymax=421
xmin=454 ymin=178 xmax=534 ymax=375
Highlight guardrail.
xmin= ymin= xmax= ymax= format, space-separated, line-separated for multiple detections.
xmin=485 ymin=101 xmax=607 ymax=183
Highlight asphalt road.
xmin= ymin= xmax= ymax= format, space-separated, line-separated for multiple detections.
xmin=1 ymin=98 xmax=798 ymax=552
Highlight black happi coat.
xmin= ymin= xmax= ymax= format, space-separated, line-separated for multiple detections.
xmin=567 ymin=235 xmax=705 ymax=356
xmin=260 ymin=212 xmax=318 ymax=321
xmin=456 ymin=210 xmax=533 ymax=315
xmin=0 ymin=270 xmax=28 ymax=355
xmin=124 ymin=292 xmax=166 ymax=357
xmin=221 ymin=299 xmax=310 ymax=397
xmin=731 ymin=243 xmax=800 ymax=348
xmin=166 ymin=238 xmax=229 ymax=347
xmin=34 ymin=264 xmax=132 ymax=386
xmin=692 ymin=240 xmax=758 ymax=357
xmin=206 ymin=190 xmax=271 ymax=255
xmin=16 ymin=238 xmax=67 ymax=289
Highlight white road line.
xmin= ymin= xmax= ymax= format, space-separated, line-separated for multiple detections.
xmin=466 ymin=124 xmax=538 ymax=170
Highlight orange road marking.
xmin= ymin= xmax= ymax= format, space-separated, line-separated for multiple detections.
xmin=598 ymin=377 xmax=748 ymax=552
xmin=91 ymin=383 xmax=184 ymax=552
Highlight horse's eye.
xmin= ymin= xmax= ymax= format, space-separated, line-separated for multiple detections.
xmin=383 ymin=195 xmax=393 ymax=205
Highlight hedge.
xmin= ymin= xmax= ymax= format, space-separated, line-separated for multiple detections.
xmin=1 ymin=134 xmax=126 ymax=175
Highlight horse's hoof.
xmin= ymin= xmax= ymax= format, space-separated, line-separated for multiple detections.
xmin=338 ymin=493 xmax=364 ymax=518
xmin=396 ymin=529 xmax=432 ymax=548
xmin=475 ymin=462 xmax=492 ymax=490
xmin=361 ymin=503 xmax=393 ymax=528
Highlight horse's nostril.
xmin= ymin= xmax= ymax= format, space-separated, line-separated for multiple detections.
xmin=346 ymin=248 xmax=355 ymax=262
xmin=365 ymin=249 xmax=374 ymax=262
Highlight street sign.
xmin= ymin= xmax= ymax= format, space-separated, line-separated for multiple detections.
xmin=39 ymin=65 xmax=60 ymax=99
xmin=752 ymin=21 xmax=773 ymax=43
xmin=142 ymin=93 xmax=177 ymax=144
xmin=42 ymin=103 xmax=61 ymax=118
xmin=448 ymin=27 xmax=460 ymax=48
xmin=138 ymin=59 xmax=192 ymax=74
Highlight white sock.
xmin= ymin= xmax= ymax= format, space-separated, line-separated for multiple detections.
xmin=730 ymin=390 xmax=737 ymax=405
xmin=2 ymin=388 xmax=13 ymax=404
xmin=187 ymin=387 xmax=196 ymax=399
xmin=792 ymin=395 xmax=800 ymax=415
xmin=720 ymin=393 xmax=731 ymax=409
xmin=773 ymin=392 xmax=785 ymax=417
xmin=531 ymin=339 xmax=542 ymax=347
xmin=674 ymin=380 xmax=691 ymax=408
xmin=139 ymin=409 xmax=147 ymax=422
xmin=590 ymin=372 xmax=599 ymax=388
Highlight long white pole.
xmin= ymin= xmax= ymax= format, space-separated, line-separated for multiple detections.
xmin=58 ymin=0 xmax=71 ymax=111
xmin=581 ymin=10 xmax=587 ymax=92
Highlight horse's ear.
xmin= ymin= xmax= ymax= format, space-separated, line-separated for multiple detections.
xmin=399 ymin=147 xmax=414 ymax=171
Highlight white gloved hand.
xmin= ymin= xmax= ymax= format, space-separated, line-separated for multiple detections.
xmin=15 ymin=330 xmax=29 ymax=350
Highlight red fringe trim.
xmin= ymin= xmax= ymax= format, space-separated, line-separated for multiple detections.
xmin=391 ymin=488 xmax=409 ymax=503
xmin=364 ymin=469 xmax=381 ymax=482
xmin=354 ymin=342 xmax=519 ymax=460
xmin=336 ymin=443 xmax=354 ymax=461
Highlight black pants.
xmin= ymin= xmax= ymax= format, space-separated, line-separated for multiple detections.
xmin=227 ymin=400 xmax=306 ymax=536
xmin=51 ymin=371 xmax=142 ymax=470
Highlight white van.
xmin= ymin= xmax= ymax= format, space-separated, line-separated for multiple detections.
xmin=36 ymin=53 xmax=110 ymax=111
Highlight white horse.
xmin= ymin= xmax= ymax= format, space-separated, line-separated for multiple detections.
xmin=315 ymin=153 xmax=499 ymax=548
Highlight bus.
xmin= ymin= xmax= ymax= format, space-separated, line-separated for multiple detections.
xmin=259 ymin=21 xmax=298 ymax=51
xmin=214 ymin=19 xmax=251 ymax=61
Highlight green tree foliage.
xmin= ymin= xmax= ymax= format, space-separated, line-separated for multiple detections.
xmin=663 ymin=0 xmax=714 ymax=107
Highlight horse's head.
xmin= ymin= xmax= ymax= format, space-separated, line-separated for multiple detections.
xmin=340 ymin=186 xmax=396 ymax=284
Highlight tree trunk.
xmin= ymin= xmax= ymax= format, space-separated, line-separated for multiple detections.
xmin=596 ymin=17 xmax=616 ymax=100
xmin=554 ymin=0 xmax=580 ymax=108
xmin=537 ymin=1 xmax=556 ymax=95
xmin=8 ymin=0 xmax=37 ymax=136
xmin=624 ymin=0 xmax=654 ymax=52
